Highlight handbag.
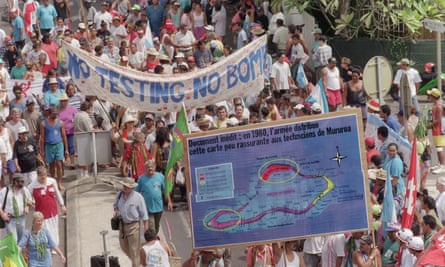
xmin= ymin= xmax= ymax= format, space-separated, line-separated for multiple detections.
xmin=357 ymin=89 xmax=367 ymax=105
xmin=110 ymin=215 xmax=122 ymax=231
xmin=111 ymin=191 xmax=123 ymax=231
xmin=0 ymin=187 xmax=9 ymax=229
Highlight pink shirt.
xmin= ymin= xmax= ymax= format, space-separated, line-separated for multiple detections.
xmin=42 ymin=41 xmax=59 ymax=69
xmin=59 ymin=105 xmax=78 ymax=135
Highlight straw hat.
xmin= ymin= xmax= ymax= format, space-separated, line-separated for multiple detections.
xmin=119 ymin=177 xmax=137 ymax=188
xmin=147 ymin=48 xmax=159 ymax=56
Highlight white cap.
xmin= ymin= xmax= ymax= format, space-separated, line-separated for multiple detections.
xmin=227 ymin=117 xmax=239 ymax=126
xmin=18 ymin=126 xmax=29 ymax=134
xmin=294 ymin=104 xmax=304 ymax=110
xmin=175 ymin=52 xmax=185 ymax=58
xmin=408 ymin=236 xmax=424 ymax=251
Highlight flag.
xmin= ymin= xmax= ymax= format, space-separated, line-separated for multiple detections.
xmin=23 ymin=0 xmax=37 ymax=36
xmin=416 ymin=228 xmax=445 ymax=266
xmin=381 ymin=163 xmax=397 ymax=223
xmin=307 ymin=79 xmax=329 ymax=113
xmin=296 ymin=62 xmax=308 ymax=88
xmin=397 ymin=138 xmax=417 ymax=267
xmin=164 ymin=105 xmax=189 ymax=196
xmin=0 ymin=233 xmax=27 ymax=267
xmin=401 ymin=137 xmax=417 ymax=228
xmin=144 ymin=21 xmax=154 ymax=49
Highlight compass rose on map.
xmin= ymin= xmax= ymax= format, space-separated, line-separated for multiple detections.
xmin=330 ymin=146 xmax=347 ymax=167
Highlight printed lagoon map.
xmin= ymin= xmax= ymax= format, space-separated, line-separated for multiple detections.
xmin=185 ymin=111 xmax=370 ymax=248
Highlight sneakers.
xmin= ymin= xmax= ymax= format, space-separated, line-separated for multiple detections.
xmin=432 ymin=166 xmax=445 ymax=174
xmin=431 ymin=165 xmax=441 ymax=171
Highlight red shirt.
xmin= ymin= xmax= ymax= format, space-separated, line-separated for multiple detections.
xmin=29 ymin=178 xmax=60 ymax=219
xmin=366 ymin=148 xmax=379 ymax=164
xmin=124 ymin=143 xmax=152 ymax=179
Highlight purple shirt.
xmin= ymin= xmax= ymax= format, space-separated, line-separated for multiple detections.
xmin=59 ymin=105 xmax=78 ymax=135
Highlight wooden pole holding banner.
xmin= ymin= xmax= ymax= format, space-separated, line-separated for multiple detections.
xmin=78 ymin=0 xmax=90 ymax=40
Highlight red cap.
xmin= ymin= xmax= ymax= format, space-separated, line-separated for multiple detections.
xmin=187 ymin=56 xmax=195 ymax=63
xmin=365 ymin=136 xmax=375 ymax=147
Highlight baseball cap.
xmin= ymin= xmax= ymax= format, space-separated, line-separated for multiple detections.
xmin=364 ymin=136 xmax=375 ymax=147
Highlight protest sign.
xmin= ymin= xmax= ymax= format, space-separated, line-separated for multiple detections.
xmin=184 ymin=110 xmax=370 ymax=249
xmin=65 ymin=35 xmax=267 ymax=112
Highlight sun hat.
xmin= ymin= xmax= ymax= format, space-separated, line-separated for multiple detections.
xmin=366 ymin=99 xmax=380 ymax=112
xmin=59 ymin=93 xmax=69 ymax=101
xmin=122 ymin=116 xmax=138 ymax=125
xmin=175 ymin=52 xmax=185 ymax=58
xmin=48 ymin=78 xmax=58 ymax=84
xmin=147 ymin=48 xmax=159 ymax=56
xmin=375 ymin=168 xmax=387 ymax=181
xmin=204 ymin=25 xmax=214 ymax=32
xmin=79 ymin=23 xmax=86 ymax=29
xmin=119 ymin=177 xmax=137 ymax=188
xmin=251 ymin=27 xmax=265 ymax=36
xmin=427 ymin=88 xmax=441 ymax=98
xmin=397 ymin=58 xmax=412 ymax=66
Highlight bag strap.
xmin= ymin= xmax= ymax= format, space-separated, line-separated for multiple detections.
xmin=114 ymin=191 xmax=123 ymax=209
xmin=2 ymin=186 xmax=9 ymax=211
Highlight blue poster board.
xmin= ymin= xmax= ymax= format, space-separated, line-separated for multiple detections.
xmin=184 ymin=110 xmax=370 ymax=249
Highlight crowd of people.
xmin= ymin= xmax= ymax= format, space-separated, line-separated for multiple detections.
xmin=1 ymin=0 xmax=445 ymax=266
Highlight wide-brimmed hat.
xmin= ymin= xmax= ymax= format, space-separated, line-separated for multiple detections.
xmin=119 ymin=177 xmax=137 ymax=188
xmin=147 ymin=48 xmax=159 ymax=56
xmin=397 ymin=58 xmax=413 ymax=66
xmin=59 ymin=93 xmax=69 ymax=101
xmin=48 ymin=78 xmax=58 ymax=84
xmin=427 ymin=88 xmax=441 ymax=98
xmin=375 ymin=168 xmax=387 ymax=181
xmin=122 ymin=116 xmax=138 ymax=125
xmin=366 ymin=99 xmax=380 ymax=112
xmin=251 ymin=27 xmax=265 ymax=36
xmin=159 ymin=54 xmax=171 ymax=63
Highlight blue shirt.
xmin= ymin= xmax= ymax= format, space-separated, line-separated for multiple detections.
xmin=385 ymin=116 xmax=401 ymax=133
xmin=18 ymin=228 xmax=56 ymax=267
xmin=44 ymin=119 xmax=62 ymax=144
xmin=43 ymin=89 xmax=64 ymax=106
xmin=12 ymin=16 xmax=25 ymax=42
xmin=37 ymin=5 xmax=58 ymax=30
xmin=384 ymin=156 xmax=405 ymax=197
xmin=114 ymin=190 xmax=148 ymax=223
xmin=135 ymin=172 xmax=165 ymax=213
xmin=146 ymin=5 xmax=165 ymax=37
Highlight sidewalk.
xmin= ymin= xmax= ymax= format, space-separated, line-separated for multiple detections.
xmin=66 ymin=170 xmax=133 ymax=267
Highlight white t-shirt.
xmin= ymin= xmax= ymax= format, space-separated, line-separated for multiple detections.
xmin=94 ymin=11 xmax=112 ymax=30
xmin=174 ymin=30 xmax=196 ymax=51
xmin=0 ymin=29 xmax=5 ymax=48
xmin=271 ymin=62 xmax=291 ymax=90
xmin=393 ymin=68 xmax=422 ymax=97
xmin=321 ymin=234 xmax=346 ymax=267
xmin=212 ymin=8 xmax=226 ymax=37
xmin=109 ymin=24 xmax=127 ymax=46
xmin=436 ymin=191 xmax=445 ymax=223
xmin=128 ymin=51 xmax=145 ymax=69
xmin=303 ymin=236 xmax=326 ymax=254
xmin=269 ymin=12 xmax=285 ymax=35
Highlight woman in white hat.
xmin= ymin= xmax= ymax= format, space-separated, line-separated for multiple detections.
xmin=118 ymin=115 xmax=140 ymax=176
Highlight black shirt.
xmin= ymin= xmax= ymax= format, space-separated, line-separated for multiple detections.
xmin=13 ymin=139 xmax=38 ymax=173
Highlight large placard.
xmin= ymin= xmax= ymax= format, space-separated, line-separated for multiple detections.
xmin=184 ymin=110 xmax=370 ymax=249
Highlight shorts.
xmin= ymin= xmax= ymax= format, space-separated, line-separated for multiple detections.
xmin=327 ymin=89 xmax=342 ymax=106
xmin=273 ymin=89 xmax=288 ymax=99
xmin=6 ymin=160 xmax=16 ymax=173
xmin=67 ymin=134 xmax=75 ymax=155
xmin=433 ymin=135 xmax=445 ymax=147
xmin=45 ymin=142 xmax=64 ymax=163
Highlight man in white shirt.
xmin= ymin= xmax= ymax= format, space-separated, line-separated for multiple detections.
xmin=393 ymin=58 xmax=422 ymax=114
xmin=321 ymin=234 xmax=345 ymax=267
xmin=270 ymin=53 xmax=294 ymax=106
xmin=109 ymin=16 xmax=128 ymax=46
xmin=303 ymin=237 xmax=325 ymax=267
xmin=94 ymin=2 xmax=112 ymax=30
xmin=174 ymin=24 xmax=196 ymax=57
xmin=436 ymin=177 xmax=445 ymax=225
xmin=322 ymin=57 xmax=343 ymax=112
xmin=128 ymin=43 xmax=145 ymax=70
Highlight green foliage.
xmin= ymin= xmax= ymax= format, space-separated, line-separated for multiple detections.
xmin=273 ymin=0 xmax=445 ymax=39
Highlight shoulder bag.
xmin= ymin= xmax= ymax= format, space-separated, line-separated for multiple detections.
xmin=0 ymin=187 xmax=10 ymax=229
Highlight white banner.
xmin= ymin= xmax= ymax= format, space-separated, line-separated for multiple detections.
xmin=64 ymin=35 xmax=267 ymax=112
xmin=6 ymin=77 xmax=71 ymax=100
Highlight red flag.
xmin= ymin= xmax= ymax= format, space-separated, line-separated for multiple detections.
xmin=401 ymin=137 xmax=417 ymax=228
xmin=416 ymin=228 xmax=445 ymax=266
xmin=23 ymin=0 xmax=36 ymax=36
xmin=396 ymin=138 xmax=418 ymax=267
